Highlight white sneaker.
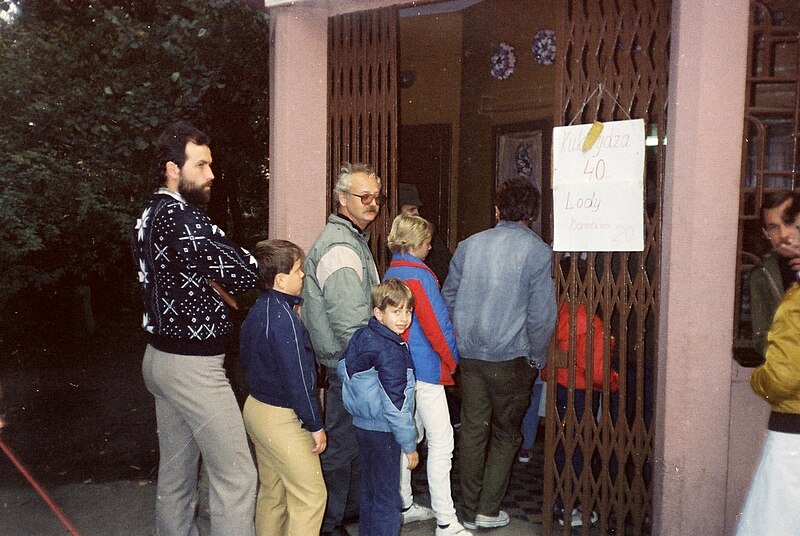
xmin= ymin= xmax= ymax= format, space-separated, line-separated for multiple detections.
xmin=558 ymin=507 xmax=599 ymax=527
xmin=435 ymin=520 xmax=473 ymax=535
xmin=401 ymin=502 xmax=435 ymax=524
xmin=474 ymin=510 xmax=510 ymax=528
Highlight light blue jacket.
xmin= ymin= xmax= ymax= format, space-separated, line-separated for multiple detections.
xmin=442 ymin=220 xmax=556 ymax=368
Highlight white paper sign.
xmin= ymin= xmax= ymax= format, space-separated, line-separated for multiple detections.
xmin=552 ymin=118 xmax=645 ymax=251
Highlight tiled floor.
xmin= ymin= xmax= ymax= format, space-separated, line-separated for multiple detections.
xmin=409 ymin=426 xmax=546 ymax=526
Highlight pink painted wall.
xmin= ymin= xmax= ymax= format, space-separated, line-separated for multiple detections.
xmin=268 ymin=0 xmax=402 ymax=252
xmin=655 ymin=1 xmax=751 ymax=534
xmin=268 ymin=5 xmax=329 ymax=251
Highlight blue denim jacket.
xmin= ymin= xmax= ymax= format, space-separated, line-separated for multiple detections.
xmin=442 ymin=220 xmax=556 ymax=368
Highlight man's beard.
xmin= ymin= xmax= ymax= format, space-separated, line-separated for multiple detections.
xmin=178 ymin=176 xmax=211 ymax=206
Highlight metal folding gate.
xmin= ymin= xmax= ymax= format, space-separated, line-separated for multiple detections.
xmin=328 ymin=7 xmax=399 ymax=274
xmin=545 ymin=1 xmax=670 ymax=534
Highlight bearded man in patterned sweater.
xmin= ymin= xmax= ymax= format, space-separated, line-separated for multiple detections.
xmin=131 ymin=123 xmax=258 ymax=536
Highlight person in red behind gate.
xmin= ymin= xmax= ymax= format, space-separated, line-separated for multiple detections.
xmin=541 ymin=255 xmax=619 ymax=528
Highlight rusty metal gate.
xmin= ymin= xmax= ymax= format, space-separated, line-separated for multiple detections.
xmin=328 ymin=8 xmax=399 ymax=274
xmin=545 ymin=1 xmax=671 ymax=535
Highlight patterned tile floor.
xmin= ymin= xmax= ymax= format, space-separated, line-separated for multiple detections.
xmin=410 ymin=426 xmax=545 ymax=526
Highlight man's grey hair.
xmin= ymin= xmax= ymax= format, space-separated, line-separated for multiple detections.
xmin=333 ymin=162 xmax=381 ymax=206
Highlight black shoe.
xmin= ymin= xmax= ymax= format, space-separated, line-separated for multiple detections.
xmin=321 ymin=526 xmax=351 ymax=536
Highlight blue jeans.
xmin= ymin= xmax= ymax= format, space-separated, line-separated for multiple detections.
xmin=521 ymin=375 xmax=545 ymax=449
xmin=553 ymin=384 xmax=619 ymax=512
xmin=354 ymin=428 xmax=401 ymax=536
xmin=320 ymin=368 xmax=361 ymax=532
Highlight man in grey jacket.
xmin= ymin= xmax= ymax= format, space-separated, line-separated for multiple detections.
xmin=302 ymin=163 xmax=383 ymax=536
xmin=442 ymin=178 xmax=556 ymax=530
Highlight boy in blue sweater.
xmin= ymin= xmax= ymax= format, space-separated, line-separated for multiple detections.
xmin=338 ymin=279 xmax=419 ymax=536
xmin=239 ymin=239 xmax=327 ymax=536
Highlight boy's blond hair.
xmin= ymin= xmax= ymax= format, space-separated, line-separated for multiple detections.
xmin=387 ymin=213 xmax=433 ymax=253
xmin=372 ymin=278 xmax=415 ymax=311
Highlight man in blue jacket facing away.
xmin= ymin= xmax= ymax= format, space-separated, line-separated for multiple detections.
xmin=442 ymin=178 xmax=556 ymax=530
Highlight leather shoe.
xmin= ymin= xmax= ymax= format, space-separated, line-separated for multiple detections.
xmin=321 ymin=526 xmax=351 ymax=536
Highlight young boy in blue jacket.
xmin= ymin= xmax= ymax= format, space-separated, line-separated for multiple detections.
xmin=239 ymin=239 xmax=327 ymax=536
xmin=384 ymin=213 xmax=471 ymax=535
xmin=338 ymin=278 xmax=419 ymax=536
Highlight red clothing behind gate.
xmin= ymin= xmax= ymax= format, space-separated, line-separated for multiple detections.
xmin=542 ymin=303 xmax=620 ymax=392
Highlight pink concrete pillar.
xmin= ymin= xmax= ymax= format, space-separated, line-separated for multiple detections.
xmin=268 ymin=5 xmax=330 ymax=252
xmin=267 ymin=0 xmax=404 ymax=251
xmin=655 ymin=1 xmax=750 ymax=534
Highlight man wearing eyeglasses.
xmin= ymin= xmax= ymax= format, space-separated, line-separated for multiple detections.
xmin=302 ymin=162 xmax=383 ymax=536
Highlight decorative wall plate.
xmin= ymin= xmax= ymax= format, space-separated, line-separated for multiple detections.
xmin=490 ymin=42 xmax=516 ymax=80
xmin=532 ymin=29 xmax=556 ymax=66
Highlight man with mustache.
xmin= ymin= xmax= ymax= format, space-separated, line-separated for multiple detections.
xmin=750 ymin=191 xmax=800 ymax=358
xmin=131 ymin=123 xmax=258 ymax=536
xmin=302 ymin=163 xmax=383 ymax=536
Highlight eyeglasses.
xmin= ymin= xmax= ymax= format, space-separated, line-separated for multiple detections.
xmin=347 ymin=191 xmax=387 ymax=206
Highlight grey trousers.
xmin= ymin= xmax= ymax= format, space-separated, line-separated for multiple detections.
xmin=142 ymin=345 xmax=257 ymax=536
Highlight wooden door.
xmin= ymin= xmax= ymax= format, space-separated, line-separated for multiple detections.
xmin=399 ymin=123 xmax=452 ymax=249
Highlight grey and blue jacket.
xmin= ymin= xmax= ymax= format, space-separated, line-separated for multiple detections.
xmin=338 ymin=317 xmax=417 ymax=453
xmin=302 ymin=213 xmax=380 ymax=368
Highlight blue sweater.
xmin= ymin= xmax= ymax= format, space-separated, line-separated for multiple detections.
xmin=239 ymin=289 xmax=323 ymax=433
xmin=338 ymin=317 xmax=417 ymax=453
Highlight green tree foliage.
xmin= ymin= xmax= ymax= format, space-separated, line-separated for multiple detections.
xmin=0 ymin=0 xmax=269 ymax=323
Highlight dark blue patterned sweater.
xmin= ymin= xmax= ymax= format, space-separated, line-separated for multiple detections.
xmin=131 ymin=189 xmax=258 ymax=355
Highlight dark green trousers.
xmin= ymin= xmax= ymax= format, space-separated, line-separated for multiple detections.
xmin=459 ymin=357 xmax=536 ymax=521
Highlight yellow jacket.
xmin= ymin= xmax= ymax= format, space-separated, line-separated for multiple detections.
xmin=751 ymin=282 xmax=800 ymax=415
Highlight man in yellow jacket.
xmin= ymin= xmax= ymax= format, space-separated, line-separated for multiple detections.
xmin=736 ymin=198 xmax=800 ymax=536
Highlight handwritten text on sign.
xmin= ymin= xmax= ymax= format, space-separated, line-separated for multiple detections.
xmin=552 ymin=119 xmax=645 ymax=252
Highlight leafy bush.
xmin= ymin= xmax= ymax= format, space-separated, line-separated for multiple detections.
xmin=0 ymin=0 xmax=269 ymax=330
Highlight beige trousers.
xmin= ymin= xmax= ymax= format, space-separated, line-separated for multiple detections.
xmin=243 ymin=396 xmax=327 ymax=536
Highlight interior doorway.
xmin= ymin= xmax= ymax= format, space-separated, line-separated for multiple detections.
xmin=399 ymin=123 xmax=452 ymax=248
xmin=329 ymin=1 xmax=668 ymax=534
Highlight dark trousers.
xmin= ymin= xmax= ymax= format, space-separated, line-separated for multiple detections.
xmin=354 ymin=428 xmax=402 ymax=536
xmin=320 ymin=368 xmax=361 ymax=532
xmin=459 ymin=357 xmax=536 ymax=521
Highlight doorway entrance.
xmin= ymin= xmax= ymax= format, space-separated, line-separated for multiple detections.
xmin=327 ymin=1 xmax=670 ymax=533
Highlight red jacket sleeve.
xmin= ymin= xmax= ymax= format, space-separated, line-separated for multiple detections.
xmin=405 ymin=279 xmax=459 ymax=378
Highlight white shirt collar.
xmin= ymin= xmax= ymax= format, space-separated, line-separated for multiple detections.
xmin=156 ymin=187 xmax=186 ymax=203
